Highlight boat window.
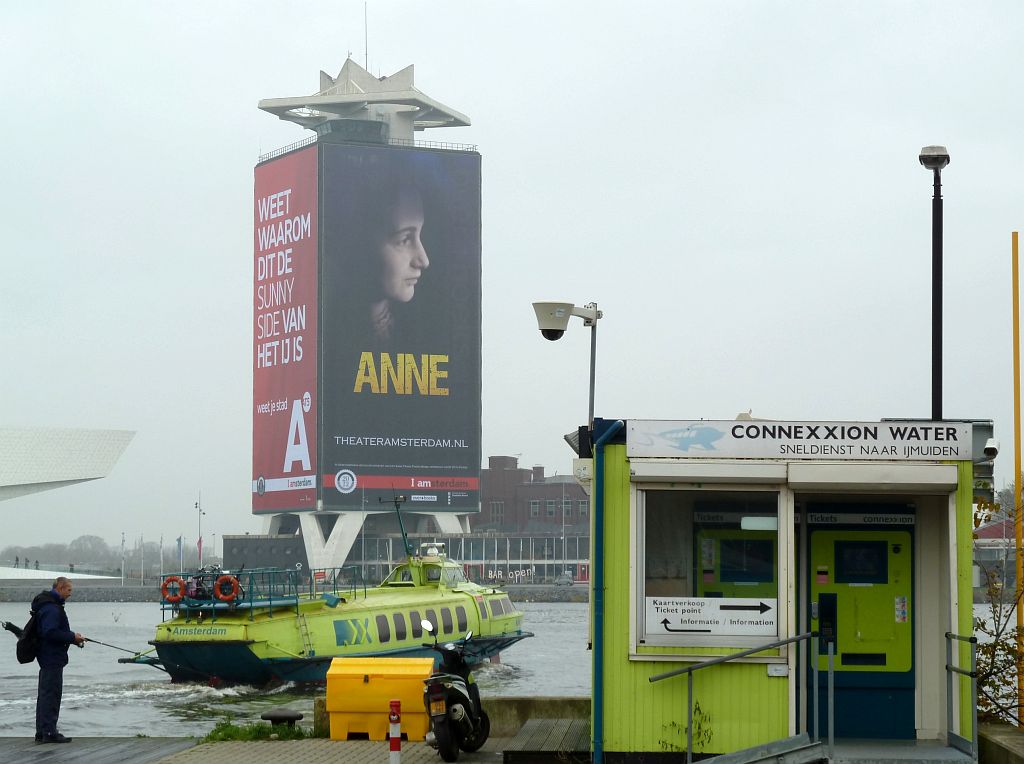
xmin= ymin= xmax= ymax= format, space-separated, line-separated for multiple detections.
xmin=442 ymin=566 xmax=468 ymax=585
xmin=425 ymin=609 xmax=438 ymax=633
xmin=455 ymin=605 xmax=467 ymax=632
xmin=441 ymin=607 xmax=454 ymax=634
xmin=501 ymin=597 xmax=514 ymax=614
xmin=410 ymin=611 xmax=422 ymax=638
xmin=489 ymin=599 xmax=502 ymax=617
xmin=393 ymin=613 xmax=407 ymax=641
xmin=376 ymin=614 xmax=391 ymax=643
xmin=478 ymin=600 xmax=488 ymax=620
xmin=426 ymin=566 xmax=442 ymax=582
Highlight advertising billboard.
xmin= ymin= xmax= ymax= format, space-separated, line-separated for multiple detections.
xmin=318 ymin=144 xmax=482 ymax=511
xmin=252 ymin=146 xmax=319 ymax=512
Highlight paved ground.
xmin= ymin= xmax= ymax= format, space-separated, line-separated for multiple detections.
xmin=0 ymin=737 xmax=197 ymax=764
xmin=161 ymin=737 xmax=511 ymax=764
xmin=0 ymin=736 xmax=513 ymax=764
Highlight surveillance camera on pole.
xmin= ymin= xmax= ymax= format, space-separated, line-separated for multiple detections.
xmin=532 ymin=302 xmax=601 ymax=341
xmin=531 ymin=301 xmax=603 ymax=427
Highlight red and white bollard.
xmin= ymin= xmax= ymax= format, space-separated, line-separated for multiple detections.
xmin=389 ymin=699 xmax=402 ymax=764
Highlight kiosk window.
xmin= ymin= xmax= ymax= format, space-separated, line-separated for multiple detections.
xmin=641 ymin=489 xmax=779 ymax=643
xmin=835 ymin=540 xmax=888 ymax=584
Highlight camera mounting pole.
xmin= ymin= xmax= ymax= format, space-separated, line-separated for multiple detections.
xmin=532 ymin=301 xmax=603 ymax=428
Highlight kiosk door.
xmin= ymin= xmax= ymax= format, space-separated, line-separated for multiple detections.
xmin=809 ymin=527 xmax=914 ymax=739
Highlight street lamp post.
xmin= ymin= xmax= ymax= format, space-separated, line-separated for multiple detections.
xmin=532 ymin=301 xmax=603 ymax=427
xmin=919 ymin=145 xmax=950 ymax=421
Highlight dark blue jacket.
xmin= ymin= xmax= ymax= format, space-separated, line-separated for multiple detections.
xmin=32 ymin=589 xmax=75 ymax=668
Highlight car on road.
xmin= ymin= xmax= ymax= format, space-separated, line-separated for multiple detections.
xmin=554 ymin=572 xmax=574 ymax=586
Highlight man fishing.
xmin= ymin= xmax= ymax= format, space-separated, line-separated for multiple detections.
xmin=33 ymin=576 xmax=85 ymax=743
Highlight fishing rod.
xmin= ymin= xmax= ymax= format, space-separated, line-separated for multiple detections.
xmin=5 ymin=620 xmax=223 ymax=682
xmin=5 ymin=622 xmax=139 ymax=656
xmin=82 ymin=636 xmax=139 ymax=654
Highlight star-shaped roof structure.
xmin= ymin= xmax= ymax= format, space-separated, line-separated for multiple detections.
xmin=258 ymin=59 xmax=470 ymax=142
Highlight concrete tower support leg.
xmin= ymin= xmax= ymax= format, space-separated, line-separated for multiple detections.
xmin=430 ymin=513 xmax=466 ymax=534
xmin=298 ymin=513 xmax=367 ymax=569
xmin=261 ymin=514 xmax=289 ymax=535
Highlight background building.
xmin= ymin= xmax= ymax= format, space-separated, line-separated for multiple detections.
xmin=0 ymin=427 xmax=134 ymax=502
xmin=225 ymin=455 xmax=591 ymax=584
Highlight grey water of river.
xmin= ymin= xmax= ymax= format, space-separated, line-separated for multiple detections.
xmin=0 ymin=600 xmax=591 ymax=738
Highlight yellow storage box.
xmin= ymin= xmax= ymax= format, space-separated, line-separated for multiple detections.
xmin=325 ymin=657 xmax=434 ymax=741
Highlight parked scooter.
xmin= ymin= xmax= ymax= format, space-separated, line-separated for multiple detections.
xmin=421 ymin=619 xmax=490 ymax=762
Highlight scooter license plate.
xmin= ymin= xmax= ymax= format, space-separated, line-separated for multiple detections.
xmin=430 ymin=699 xmax=446 ymax=716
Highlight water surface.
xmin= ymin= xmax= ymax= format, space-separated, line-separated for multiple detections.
xmin=0 ymin=600 xmax=589 ymax=737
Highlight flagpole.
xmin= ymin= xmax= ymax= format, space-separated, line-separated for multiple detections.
xmin=196 ymin=493 xmax=205 ymax=568
xmin=1012 ymin=230 xmax=1022 ymax=727
xmin=140 ymin=533 xmax=144 ymax=587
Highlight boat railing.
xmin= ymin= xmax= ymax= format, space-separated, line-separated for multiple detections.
xmin=160 ymin=565 xmax=369 ymax=621
xmin=649 ymin=631 xmax=834 ymax=764
xmin=306 ymin=566 xmax=369 ymax=602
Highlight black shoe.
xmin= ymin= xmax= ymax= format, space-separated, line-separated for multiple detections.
xmin=43 ymin=733 xmax=72 ymax=744
xmin=34 ymin=734 xmax=43 ymax=743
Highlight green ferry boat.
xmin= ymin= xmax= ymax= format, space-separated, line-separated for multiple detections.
xmin=120 ymin=541 xmax=532 ymax=685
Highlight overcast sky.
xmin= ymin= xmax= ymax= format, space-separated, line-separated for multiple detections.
xmin=2 ymin=2 xmax=1022 ymax=551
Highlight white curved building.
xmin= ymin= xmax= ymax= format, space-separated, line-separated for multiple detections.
xmin=0 ymin=428 xmax=135 ymax=502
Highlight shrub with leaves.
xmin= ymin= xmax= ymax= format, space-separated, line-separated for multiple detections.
xmin=974 ymin=497 xmax=1023 ymax=724
xmin=203 ymin=717 xmax=310 ymax=742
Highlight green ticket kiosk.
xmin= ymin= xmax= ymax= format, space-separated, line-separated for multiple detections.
xmin=589 ymin=417 xmax=985 ymax=761
xmin=807 ymin=509 xmax=915 ymax=738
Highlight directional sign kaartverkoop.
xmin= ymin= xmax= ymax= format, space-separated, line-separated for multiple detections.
xmin=645 ymin=597 xmax=777 ymax=637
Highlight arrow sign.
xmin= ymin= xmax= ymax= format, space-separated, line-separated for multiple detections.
xmin=645 ymin=597 xmax=777 ymax=638
xmin=719 ymin=602 xmax=772 ymax=614
xmin=660 ymin=618 xmax=711 ymax=633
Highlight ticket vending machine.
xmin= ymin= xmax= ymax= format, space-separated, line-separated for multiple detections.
xmin=695 ymin=528 xmax=777 ymax=599
xmin=807 ymin=517 xmax=914 ymax=739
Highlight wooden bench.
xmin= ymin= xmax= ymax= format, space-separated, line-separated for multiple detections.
xmin=503 ymin=718 xmax=591 ymax=764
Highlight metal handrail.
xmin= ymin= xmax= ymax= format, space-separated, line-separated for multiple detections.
xmin=649 ymin=631 xmax=834 ymax=764
xmin=945 ymin=631 xmax=978 ymax=761
xmin=160 ymin=565 xmax=368 ymax=622
xmin=256 ymin=134 xmax=477 ymax=164
xmin=258 ymin=135 xmax=317 ymax=163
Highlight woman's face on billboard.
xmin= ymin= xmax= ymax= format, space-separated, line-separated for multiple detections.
xmin=378 ymin=189 xmax=429 ymax=303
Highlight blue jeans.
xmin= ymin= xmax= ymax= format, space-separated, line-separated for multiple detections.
xmin=36 ymin=665 xmax=64 ymax=737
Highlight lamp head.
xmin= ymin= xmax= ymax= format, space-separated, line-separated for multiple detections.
xmin=919 ymin=145 xmax=950 ymax=172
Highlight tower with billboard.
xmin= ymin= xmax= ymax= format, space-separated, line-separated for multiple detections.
xmin=252 ymin=60 xmax=481 ymax=569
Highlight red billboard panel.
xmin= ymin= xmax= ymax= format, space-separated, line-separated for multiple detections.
xmin=252 ymin=146 xmax=318 ymax=513
xmin=318 ymin=144 xmax=481 ymax=512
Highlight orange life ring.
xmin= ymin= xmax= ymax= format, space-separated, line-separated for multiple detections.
xmin=161 ymin=575 xmax=186 ymax=603
xmin=214 ymin=575 xmax=240 ymax=602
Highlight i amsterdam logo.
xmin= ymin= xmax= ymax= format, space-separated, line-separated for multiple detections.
xmin=256 ymin=476 xmax=266 ymax=496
